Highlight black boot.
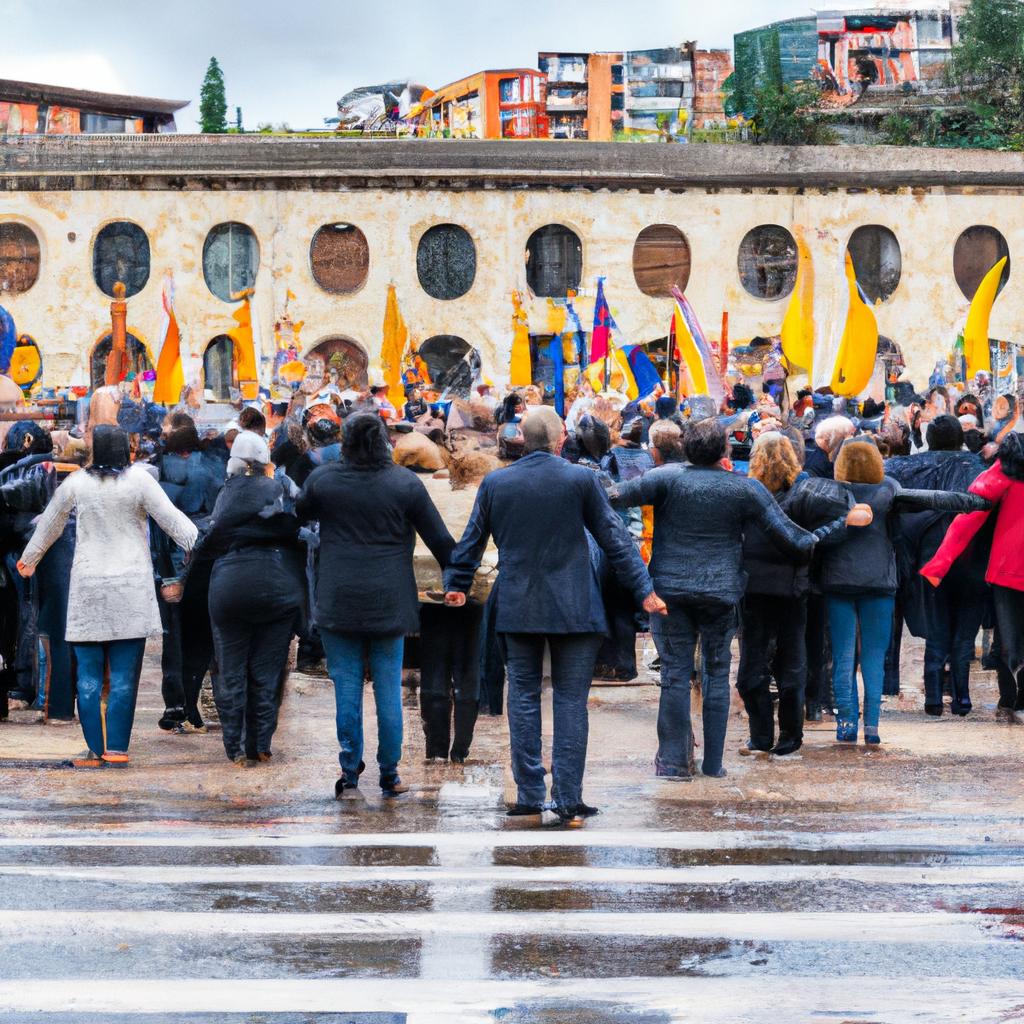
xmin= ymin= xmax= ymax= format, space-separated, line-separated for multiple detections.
xmin=420 ymin=695 xmax=452 ymax=761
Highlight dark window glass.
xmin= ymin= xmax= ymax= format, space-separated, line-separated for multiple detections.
xmin=419 ymin=335 xmax=477 ymax=396
xmin=526 ymin=224 xmax=583 ymax=297
xmin=80 ymin=112 xmax=128 ymax=133
xmin=417 ymin=224 xmax=476 ymax=300
xmin=0 ymin=223 xmax=40 ymax=294
xmin=953 ymin=225 xmax=1010 ymax=300
xmin=633 ymin=225 xmax=691 ymax=297
xmin=93 ymin=222 xmax=150 ymax=298
xmin=203 ymin=335 xmax=235 ymax=400
xmin=310 ymin=223 xmax=369 ymax=294
xmin=203 ymin=222 xmax=259 ymax=302
xmin=90 ymin=333 xmax=151 ymax=390
xmin=847 ymin=225 xmax=902 ymax=304
xmin=737 ymin=225 xmax=797 ymax=300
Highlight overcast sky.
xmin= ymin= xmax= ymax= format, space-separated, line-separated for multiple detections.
xmin=2 ymin=0 xmax=820 ymax=129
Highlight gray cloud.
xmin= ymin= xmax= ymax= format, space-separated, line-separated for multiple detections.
xmin=0 ymin=0 xmax=815 ymax=129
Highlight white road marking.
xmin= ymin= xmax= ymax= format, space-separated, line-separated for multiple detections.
xmin=0 ymin=976 xmax=1022 ymax=1021
xmin=0 ymin=862 xmax=1020 ymax=886
xmin=0 ymin=908 xmax=1011 ymax=943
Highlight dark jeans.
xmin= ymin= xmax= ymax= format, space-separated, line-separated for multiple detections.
xmin=827 ymin=593 xmax=894 ymax=736
xmin=500 ymin=632 xmax=603 ymax=809
xmin=35 ymin=523 xmax=76 ymax=719
xmin=209 ymin=552 xmax=301 ymax=760
xmin=595 ymin=578 xmax=638 ymax=680
xmin=737 ymin=593 xmax=807 ymax=750
xmin=159 ymin=558 xmax=214 ymax=726
xmin=650 ymin=600 xmax=737 ymax=777
xmin=419 ymin=602 xmax=482 ymax=760
xmin=923 ymin=582 xmax=985 ymax=711
xmin=478 ymin=588 xmax=506 ymax=715
xmin=72 ymin=638 xmax=146 ymax=755
xmin=883 ymin=598 xmax=903 ymax=697
xmin=805 ymin=592 xmax=832 ymax=711
xmin=993 ymin=585 xmax=1024 ymax=710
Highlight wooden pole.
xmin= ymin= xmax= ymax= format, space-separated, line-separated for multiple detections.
xmin=105 ymin=281 xmax=127 ymax=387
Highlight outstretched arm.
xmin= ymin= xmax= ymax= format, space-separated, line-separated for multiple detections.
xmin=893 ymin=486 xmax=991 ymax=515
xmin=584 ymin=475 xmax=654 ymax=607
xmin=138 ymin=470 xmax=199 ymax=553
xmin=409 ymin=477 xmax=456 ymax=570
xmin=18 ymin=474 xmax=75 ymax=574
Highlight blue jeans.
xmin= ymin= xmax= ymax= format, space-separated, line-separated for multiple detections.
xmin=651 ymin=600 xmax=736 ymax=777
xmin=321 ymin=629 xmax=404 ymax=786
xmin=72 ymin=639 xmax=146 ymax=756
xmin=827 ymin=594 xmax=895 ymax=737
xmin=500 ymin=632 xmax=603 ymax=809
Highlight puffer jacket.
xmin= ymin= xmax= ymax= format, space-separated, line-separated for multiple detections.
xmin=743 ymin=476 xmax=853 ymax=598
xmin=613 ymin=465 xmax=839 ymax=608
xmin=922 ymin=460 xmax=1024 ymax=592
xmin=818 ymin=477 xmax=989 ymax=596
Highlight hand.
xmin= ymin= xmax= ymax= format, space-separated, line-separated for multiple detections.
xmin=846 ymin=503 xmax=874 ymax=527
xmin=444 ymin=591 xmax=467 ymax=607
xmin=15 ymin=560 xmax=33 ymax=579
xmin=923 ymin=574 xmax=941 ymax=589
xmin=982 ymin=443 xmax=998 ymax=460
xmin=642 ymin=591 xmax=668 ymax=616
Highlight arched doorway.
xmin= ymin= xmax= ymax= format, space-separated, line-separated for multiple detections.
xmin=203 ymin=335 xmax=235 ymax=400
xmin=90 ymin=333 xmax=152 ymax=390
xmin=302 ymin=337 xmax=368 ymax=393
xmin=419 ymin=335 xmax=478 ymax=397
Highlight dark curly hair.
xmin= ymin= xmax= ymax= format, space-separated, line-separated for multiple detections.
xmin=998 ymin=431 xmax=1024 ymax=481
xmin=341 ymin=413 xmax=392 ymax=470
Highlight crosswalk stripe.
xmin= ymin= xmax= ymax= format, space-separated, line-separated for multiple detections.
xmin=1 ymin=976 xmax=1023 ymax=1018
xmin=0 ymin=908 xmax=1011 ymax=942
xmin=0 ymin=863 xmax=1020 ymax=885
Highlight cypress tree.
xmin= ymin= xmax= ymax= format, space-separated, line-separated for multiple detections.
xmin=199 ymin=57 xmax=228 ymax=133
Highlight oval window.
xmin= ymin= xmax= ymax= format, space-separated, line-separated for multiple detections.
xmin=0 ymin=223 xmax=40 ymax=295
xmin=310 ymin=223 xmax=369 ymax=294
xmin=737 ymin=225 xmax=797 ymax=300
xmin=847 ymin=225 xmax=902 ymax=304
xmin=93 ymin=222 xmax=150 ymax=298
xmin=953 ymin=225 xmax=1010 ymax=300
xmin=633 ymin=224 xmax=690 ymax=297
xmin=203 ymin=222 xmax=260 ymax=302
xmin=417 ymin=224 xmax=476 ymax=300
xmin=526 ymin=224 xmax=582 ymax=297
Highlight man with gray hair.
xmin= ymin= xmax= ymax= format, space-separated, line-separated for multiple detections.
xmin=444 ymin=404 xmax=666 ymax=825
xmin=806 ymin=416 xmax=856 ymax=479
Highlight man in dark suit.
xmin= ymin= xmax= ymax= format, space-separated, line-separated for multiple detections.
xmin=444 ymin=406 xmax=665 ymax=825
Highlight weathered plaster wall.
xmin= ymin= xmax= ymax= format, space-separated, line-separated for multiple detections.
xmin=1 ymin=146 xmax=1021 ymax=391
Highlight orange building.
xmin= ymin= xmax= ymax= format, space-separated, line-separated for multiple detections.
xmin=413 ymin=69 xmax=548 ymax=139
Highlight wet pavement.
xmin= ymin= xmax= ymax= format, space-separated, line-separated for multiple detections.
xmin=0 ymin=636 xmax=1023 ymax=1023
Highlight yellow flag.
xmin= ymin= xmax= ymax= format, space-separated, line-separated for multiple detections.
xmin=153 ymin=310 xmax=184 ymax=405
xmin=510 ymin=291 xmax=532 ymax=387
xmin=963 ymin=257 xmax=1005 ymax=379
xmin=830 ymin=253 xmax=878 ymax=397
xmin=227 ymin=291 xmax=259 ymax=400
xmin=381 ymin=284 xmax=408 ymax=410
xmin=780 ymin=233 xmax=814 ymax=374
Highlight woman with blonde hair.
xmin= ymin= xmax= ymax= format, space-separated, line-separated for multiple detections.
xmin=738 ymin=433 xmax=870 ymax=756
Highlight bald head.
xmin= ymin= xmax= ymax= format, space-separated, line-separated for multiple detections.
xmin=522 ymin=406 xmax=566 ymax=453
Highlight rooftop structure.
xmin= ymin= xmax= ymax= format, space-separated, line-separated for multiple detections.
xmin=408 ymin=70 xmax=548 ymax=139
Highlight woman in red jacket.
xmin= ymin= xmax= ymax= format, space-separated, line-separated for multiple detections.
xmin=922 ymin=432 xmax=1024 ymax=722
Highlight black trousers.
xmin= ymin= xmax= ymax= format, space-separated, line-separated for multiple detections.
xmin=159 ymin=558 xmax=215 ymax=726
xmin=923 ymin=582 xmax=985 ymax=710
xmin=993 ymin=585 xmax=1024 ymax=711
xmin=419 ymin=602 xmax=483 ymax=759
xmin=737 ymin=593 xmax=808 ymax=750
xmin=804 ymin=592 xmax=831 ymax=711
xmin=478 ymin=588 xmax=506 ymax=715
xmin=209 ymin=550 xmax=303 ymax=759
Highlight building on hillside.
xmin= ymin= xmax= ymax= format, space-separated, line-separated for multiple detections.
xmin=732 ymin=4 xmax=963 ymax=118
xmin=539 ymin=46 xmax=733 ymax=141
xmin=0 ymin=78 xmax=187 ymax=134
xmin=537 ymin=52 xmax=624 ymax=141
xmin=409 ymin=70 xmax=548 ymax=139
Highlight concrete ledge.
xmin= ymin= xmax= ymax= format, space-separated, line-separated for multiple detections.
xmin=3 ymin=136 xmax=1024 ymax=191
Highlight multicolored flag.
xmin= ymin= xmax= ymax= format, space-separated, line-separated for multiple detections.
xmin=589 ymin=277 xmax=613 ymax=371
xmin=670 ymin=287 xmax=724 ymax=404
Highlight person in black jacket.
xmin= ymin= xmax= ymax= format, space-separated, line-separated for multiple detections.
xmin=196 ymin=433 xmax=306 ymax=764
xmin=821 ymin=438 xmax=990 ymax=745
xmin=297 ymin=414 xmax=454 ymax=800
xmin=444 ymin=406 xmax=660 ymax=825
xmin=738 ymin=433 xmax=866 ymax=756
xmin=612 ymin=418 xmax=836 ymax=780
xmin=884 ymin=415 xmax=987 ymax=716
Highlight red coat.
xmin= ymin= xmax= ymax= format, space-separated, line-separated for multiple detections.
xmin=921 ymin=462 xmax=1024 ymax=592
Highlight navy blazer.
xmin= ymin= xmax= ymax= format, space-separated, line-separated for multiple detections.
xmin=443 ymin=451 xmax=651 ymax=634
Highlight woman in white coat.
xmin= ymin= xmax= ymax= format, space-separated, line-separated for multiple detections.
xmin=18 ymin=426 xmax=198 ymax=766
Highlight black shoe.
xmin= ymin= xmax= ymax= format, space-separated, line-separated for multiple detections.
xmin=951 ymin=701 xmax=972 ymax=717
xmin=158 ymin=707 xmax=186 ymax=731
xmin=924 ymin=704 xmax=944 ymax=717
xmin=805 ymin=703 xmax=823 ymax=722
xmin=449 ymin=752 xmax=467 ymax=764
xmin=506 ymin=803 xmax=543 ymax=817
xmin=555 ymin=803 xmax=599 ymax=826
xmin=771 ymin=737 xmax=803 ymax=756
xmin=334 ymin=777 xmax=362 ymax=800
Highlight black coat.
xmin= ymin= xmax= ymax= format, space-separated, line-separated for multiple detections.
xmin=614 ymin=465 xmax=822 ymax=608
xmin=885 ymin=451 xmax=990 ymax=636
xmin=443 ymin=450 xmax=651 ymax=634
xmin=818 ymin=476 xmax=990 ymax=597
xmin=297 ymin=461 xmax=454 ymax=636
xmin=803 ymin=445 xmax=834 ymax=479
xmin=743 ymin=476 xmax=853 ymax=598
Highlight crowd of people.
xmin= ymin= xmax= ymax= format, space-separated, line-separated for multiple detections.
xmin=1 ymin=367 xmax=1021 ymax=826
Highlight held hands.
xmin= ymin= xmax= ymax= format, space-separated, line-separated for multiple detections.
xmin=444 ymin=592 xmax=467 ymax=607
xmin=642 ymin=591 xmax=668 ymax=616
xmin=923 ymin=575 xmax=941 ymax=589
xmin=846 ymin=503 xmax=874 ymax=528
xmin=15 ymin=560 xmax=33 ymax=579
